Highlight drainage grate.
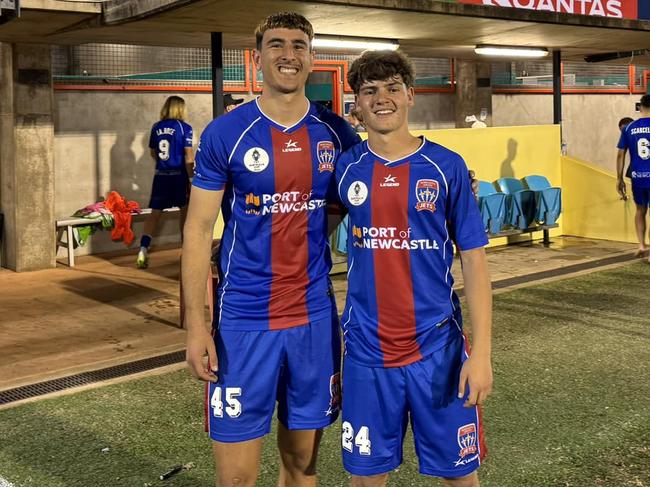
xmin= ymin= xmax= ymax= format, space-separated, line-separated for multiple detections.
xmin=0 ymin=350 xmax=186 ymax=406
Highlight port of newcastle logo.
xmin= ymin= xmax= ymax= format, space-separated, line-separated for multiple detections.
xmin=415 ymin=179 xmax=438 ymax=212
xmin=317 ymin=141 xmax=335 ymax=173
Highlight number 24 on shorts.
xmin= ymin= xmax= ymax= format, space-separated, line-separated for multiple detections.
xmin=211 ymin=387 xmax=242 ymax=418
xmin=342 ymin=421 xmax=371 ymax=455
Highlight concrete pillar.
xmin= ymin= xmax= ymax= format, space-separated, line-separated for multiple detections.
xmin=454 ymin=60 xmax=492 ymax=128
xmin=0 ymin=43 xmax=56 ymax=271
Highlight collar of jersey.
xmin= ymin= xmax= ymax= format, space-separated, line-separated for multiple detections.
xmin=254 ymin=96 xmax=312 ymax=133
xmin=366 ymin=136 xmax=426 ymax=166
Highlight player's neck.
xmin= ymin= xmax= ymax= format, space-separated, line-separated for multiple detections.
xmin=258 ymin=91 xmax=310 ymax=127
xmin=367 ymin=127 xmax=421 ymax=162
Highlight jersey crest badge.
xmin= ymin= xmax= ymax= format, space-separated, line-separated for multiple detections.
xmin=317 ymin=141 xmax=335 ymax=173
xmin=243 ymin=147 xmax=269 ymax=173
xmin=457 ymin=423 xmax=478 ymax=459
xmin=415 ymin=179 xmax=439 ymax=212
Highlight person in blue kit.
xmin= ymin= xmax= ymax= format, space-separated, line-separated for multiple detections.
xmin=182 ymin=12 xmax=359 ymax=487
xmin=335 ymin=50 xmax=493 ymax=487
xmin=137 ymin=95 xmax=194 ymax=269
xmin=617 ymin=95 xmax=650 ymax=260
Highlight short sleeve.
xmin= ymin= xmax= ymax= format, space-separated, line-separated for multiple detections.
xmin=184 ymin=123 xmax=193 ymax=148
xmin=616 ymin=129 xmax=628 ymax=150
xmin=446 ymin=155 xmax=488 ymax=251
xmin=192 ymin=122 xmax=228 ymax=191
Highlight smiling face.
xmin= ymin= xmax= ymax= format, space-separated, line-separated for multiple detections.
xmin=253 ymin=27 xmax=314 ymax=96
xmin=355 ymin=75 xmax=414 ymax=135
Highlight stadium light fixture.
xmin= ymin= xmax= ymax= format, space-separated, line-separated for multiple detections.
xmin=313 ymin=36 xmax=399 ymax=52
xmin=474 ymin=45 xmax=549 ymax=58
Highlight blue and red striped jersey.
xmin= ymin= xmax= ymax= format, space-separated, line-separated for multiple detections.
xmin=193 ymin=99 xmax=360 ymax=330
xmin=148 ymin=119 xmax=193 ymax=172
xmin=336 ymin=137 xmax=488 ymax=367
xmin=618 ymin=116 xmax=650 ymax=188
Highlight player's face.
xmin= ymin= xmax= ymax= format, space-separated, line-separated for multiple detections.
xmin=355 ymin=76 xmax=414 ymax=135
xmin=253 ymin=28 xmax=314 ymax=96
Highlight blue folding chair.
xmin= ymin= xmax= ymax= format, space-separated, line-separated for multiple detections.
xmin=334 ymin=214 xmax=349 ymax=254
xmin=477 ymin=181 xmax=506 ymax=235
xmin=495 ymin=177 xmax=536 ymax=230
xmin=523 ymin=175 xmax=562 ymax=225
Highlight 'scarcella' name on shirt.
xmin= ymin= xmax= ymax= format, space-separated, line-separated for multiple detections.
xmin=352 ymin=225 xmax=439 ymax=250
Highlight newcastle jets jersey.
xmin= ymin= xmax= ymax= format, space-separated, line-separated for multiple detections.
xmin=618 ymin=117 xmax=650 ymax=188
xmin=336 ymin=137 xmax=487 ymax=367
xmin=193 ymin=99 xmax=359 ymax=330
xmin=148 ymin=119 xmax=193 ymax=172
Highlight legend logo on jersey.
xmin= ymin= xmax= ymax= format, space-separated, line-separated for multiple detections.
xmin=282 ymin=139 xmax=302 ymax=153
xmin=380 ymin=174 xmax=399 ymax=188
xmin=244 ymin=147 xmax=270 ymax=172
xmin=415 ymin=179 xmax=439 ymax=212
xmin=316 ymin=141 xmax=335 ymax=173
xmin=457 ymin=423 xmax=478 ymax=459
xmin=326 ymin=372 xmax=341 ymax=416
xmin=348 ymin=181 xmax=368 ymax=206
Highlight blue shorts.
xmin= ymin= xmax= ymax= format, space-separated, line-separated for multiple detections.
xmin=341 ymin=328 xmax=486 ymax=478
xmin=206 ymin=310 xmax=341 ymax=443
xmin=149 ymin=172 xmax=189 ymax=210
xmin=632 ymin=185 xmax=650 ymax=207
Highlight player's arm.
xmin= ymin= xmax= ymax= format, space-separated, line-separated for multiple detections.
xmin=182 ymin=186 xmax=223 ymax=382
xmin=184 ymin=147 xmax=195 ymax=179
xmin=150 ymin=148 xmax=157 ymax=161
xmin=457 ymin=247 xmax=493 ymax=407
xmin=616 ymin=149 xmax=627 ymax=200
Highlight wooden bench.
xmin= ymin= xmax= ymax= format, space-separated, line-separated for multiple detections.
xmin=56 ymin=207 xmax=180 ymax=267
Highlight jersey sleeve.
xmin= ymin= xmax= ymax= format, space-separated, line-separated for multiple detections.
xmin=616 ymin=128 xmax=628 ymax=150
xmin=446 ymin=154 xmax=488 ymax=251
xmin=192 ymin=121 xmax=229 ymax=191
xmin=184 ymin=123 xmax=194 ymax=149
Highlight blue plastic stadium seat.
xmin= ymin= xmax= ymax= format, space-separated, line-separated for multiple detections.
xmin=335 ymin=214 xmax=349 ymax=254
xmin=477 ymin=181 xmax=507 ymax=235
xmin=495 ymin=177 xmax=537 ymax=230
xmin=523 ymin=175 xmax=562 ymax=225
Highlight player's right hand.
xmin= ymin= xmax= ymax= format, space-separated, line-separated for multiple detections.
xmin=186 ymin=326 xmax=218 ymax=382
xmin=616 ymin=179 xmax=627 ymax=201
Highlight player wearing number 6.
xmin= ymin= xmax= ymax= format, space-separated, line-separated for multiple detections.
xmin=336 ymin=50 xmax=493 ymax=486
xmin=617 ymin=95 xmax=650 ymax=261
xmin=137 ymin=95 xmax=194 ymax=269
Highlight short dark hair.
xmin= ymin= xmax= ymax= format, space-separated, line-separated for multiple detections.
xmin=347 ymin=50 xmax=415 ymax=94
xmin=641 ymin=95 xmax=650 ymax=109
xmin=618 ymin=117 xmax=634 ymax=130
xmin=254 ymin=12 xmax=314 ymax=50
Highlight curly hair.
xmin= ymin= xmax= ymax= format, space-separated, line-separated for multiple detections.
xmin=347 ymin=50 xmax=415 ymax=94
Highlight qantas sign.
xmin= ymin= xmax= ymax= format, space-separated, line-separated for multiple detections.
xmin=456 ymin=0 xmax=641 ymax=19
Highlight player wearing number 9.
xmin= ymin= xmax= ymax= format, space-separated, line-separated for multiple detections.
xmin=616 ymin=94 xmax=650 ymax=261
xmin=137 ymin=96 xmax=195 ymax=269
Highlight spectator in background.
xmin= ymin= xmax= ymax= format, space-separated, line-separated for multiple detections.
xmin=137 ymin=96 xmax=194 ymax=269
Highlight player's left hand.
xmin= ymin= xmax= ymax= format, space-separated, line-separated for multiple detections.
xmin=458 ymin=354 xmax=493 ymax=407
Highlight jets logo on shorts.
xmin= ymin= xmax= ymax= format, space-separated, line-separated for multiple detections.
xmin=326 ymin=372 xmax=341 ymax=416
xmin=457 ymin=423 xmax=478 ymax=459
xmin=316 ymin=141 xmax=335 ymax=173
xmin=415 ymin=179 xmax=439 ymax=212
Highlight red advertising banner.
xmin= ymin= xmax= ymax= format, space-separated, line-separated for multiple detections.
xmin=456 ymin=0 xmax=639 ymax=20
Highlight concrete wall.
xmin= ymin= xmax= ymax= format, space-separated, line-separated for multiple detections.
xmin=53 ymin=91 xmax=255 ymax=258
xmin=493 ymin=93 xmax=642 ymax=173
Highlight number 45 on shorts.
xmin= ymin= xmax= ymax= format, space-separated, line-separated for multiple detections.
xmin=342 ymin=421 xmax=371 ymax=455
xmin=211 ymin=387 xmax=242 ymax=418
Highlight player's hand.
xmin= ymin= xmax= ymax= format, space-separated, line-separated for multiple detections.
xmin=186 ymin=325 xmax=218 ymax=382
xmin=458 ymin=354 xmax=493 ymax=407
xmin=468 ymin=169 xmax=478 ymax=200
xmin=616 ymin=179 xmax=627 ymax=201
